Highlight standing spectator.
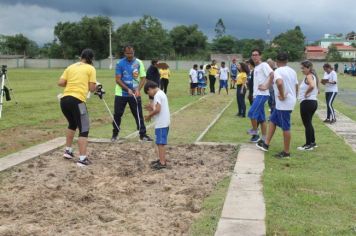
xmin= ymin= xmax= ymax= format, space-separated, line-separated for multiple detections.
xmin=189 ymin=64 xmax=198 ymax=95
xmin=112 ymin=45 xmax=153 ymax=142
xmin=208 ymin=60 xmax=219 ymax=93
xmin=197 ymin=65 xmax=207 ymax=95
xmin=256 ymin=52 xmax=299 ymax=158
xmin=267 ymin=58 xmax=277 ymax=114
xmin=322 ymin=63 xmax=338 ymax=124
xmin=159 ymin=65 xmax=170 ymax=94
xmin=343 ymin=64 xmax=348 ymax=75
xmin=218 ymin=61 xmax=229 ymax=95
xmin=236 ymin=62 xmax=249 ymax=117
xmin=334 ymin=63 xmax=339 ymax=73
xmin=58 ymin=48 xmax=97 ymax=166
xmin=246 ymin=58 xmax=255 ymax=105
xmin=247 ymin=49 xmax=274 ymax=143
xmin=230 ymin=58 xmax=238 ymax=89
xmin=297 ymin=60 xmax=319 ymax=151
xmin=146 ymin=60 xmax=160 ymax=86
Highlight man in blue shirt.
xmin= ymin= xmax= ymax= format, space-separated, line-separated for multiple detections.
xmin=230 ymin=58 xmax=238 ymax=89
xmin=112 ymin=45 xmax=153 ymax=142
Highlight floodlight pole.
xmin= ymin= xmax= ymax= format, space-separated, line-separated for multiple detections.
xmin=109 ymin=24 xmax=113 ymax=70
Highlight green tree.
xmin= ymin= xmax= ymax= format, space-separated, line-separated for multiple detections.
xmin=211 ymin=35 xmax=237 ymax=53
xmin=113 ymin=15 xmax=171 ymax=59
xmin=235 ymin=39 xmax=265 ymax=58
xmin=1 ymin=34 xmax=39 ymax=57
xmin=54 ymin=16 xmax=113 ymax=59
xmin=214 ymin=18 xmax=226 ymax=39
xmin=326 ymin=45 xmax=342 ymax=61
xmin=169 ymin=24 xmax=207 ymax=56
xmin=264 ymin=26 xmax=306 ymax=61
xmin=39 ymin=40 xmax=63 ymax=58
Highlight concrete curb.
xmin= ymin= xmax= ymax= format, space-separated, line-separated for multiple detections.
xmin=316 ymin=109 xmax=356 ymax=152
xmin=0 ymin=137 xmax=65 ymax=172
xmin=215 ymin=144 xmax=266 ymax=236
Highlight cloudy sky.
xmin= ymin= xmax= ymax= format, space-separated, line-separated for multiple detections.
xmin=0 ymin=0 xmax=354 ymax=45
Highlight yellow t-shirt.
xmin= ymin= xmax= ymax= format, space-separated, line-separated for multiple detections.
xmin=209 ymin=64 xmax=219 ymax=76
xmin=236 ymin=72 xmax=247 ymax=85
xmin=61 ymin=62 xmax=96 ymax=102
xmin=159 ymin=69 xmax=170 ymax=79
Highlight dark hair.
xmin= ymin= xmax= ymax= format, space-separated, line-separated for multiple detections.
xmin=323 ymin=63 xmax=332 ymax=69
xmin=276 ymin=51 xmax=288 ymax=62
xmin=251 ymin=48 xmax=262 ymax=55
xmin=301 ymin=60 xmax=319 ymax=88
xmin=247 ymin=58 xmax=255 ymax=67
xmin=200 ymin=65 xmax=204 ymax=69
xmin=81 ymin=48 xmax=94 ymax=65
xmin=151 ymin=59 xmax=158 ymax=65
xmin=206 ymin=64 xmax=211 ymax=70
xmin=123 ymin=45 xmax=134 ymax=51
xmin=239 ymin=62 xmax=250 ymax=74
xmin=144 ymin=80 xmax=158 ymax=94
xmin=221 ymin=61 xmax=225 ymax=65
xmin=193 ymin=64 xmax=198 ymax=69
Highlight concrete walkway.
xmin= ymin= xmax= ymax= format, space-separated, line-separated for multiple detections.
xmin=316 ymin=109 xmax=356 ymax=152
xmin=0 ymin=137 xmax=65 ymax=172
xmin=215 ymin=144 xmax=266 ymax=236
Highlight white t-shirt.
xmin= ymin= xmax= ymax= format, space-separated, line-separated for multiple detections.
xmin=189 ymin=68 xmax=198 ymax=83
xmin=323 ymin=71 xmax=338 ymax=92
xmin=253 ymin=62 xmax=273 ymax=97
xmin=273 ymin=66 xmax=299 ymax=111
xmin=219 ymin=67 xmax=229 ymax=80
xmin=153 ymin=90 xmax=170 ymax=128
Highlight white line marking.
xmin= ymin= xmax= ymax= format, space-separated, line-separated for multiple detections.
xmin=195 ymin=99 xmax=233 ymax=143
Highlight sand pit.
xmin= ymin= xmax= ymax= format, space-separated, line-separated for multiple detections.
xmin=0 ymin=142 xmax=237 ymax=236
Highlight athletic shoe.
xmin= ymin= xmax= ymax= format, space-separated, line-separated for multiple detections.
xmin=150 ymin=159 xmax=160 ymax=166
xmin=63 ymin=150 xmax=74 ymax=160
xmin=310 ymin=142 xmax=318 ymax=148
xmin=323 ymin=119 xmax=330 ymax=123
xmin=77 ymin=158 xmax=92 ymax=167
xmin=297 ymin=144 xmax=314 ymax=151
xmin=140 ymin=134 xmax=153 ymax=142
xmin=111 ymin=134 xmax=118 ymax=142
xmin=151 ymin=162 xmax=167 ymax=170
xmin=250 ymin=135 xmax=260 ymax=143
xmin=330 ymin=119 xmax=336 ymax=124
xmin=256 ymin=140 xmax=269 ymax=152
xmin=274 ymin=151 xmax=290 ymax=159
xmin=247 ymin=129 xmax=258 ymax=135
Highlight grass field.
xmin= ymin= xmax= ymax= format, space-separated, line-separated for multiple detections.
xmin=0 ymin=68 xmax=355 ymax=235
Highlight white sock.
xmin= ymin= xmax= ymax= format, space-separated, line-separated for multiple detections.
xmin=262 ymin=136 xmax=266 ymax=141
xmin=65 ymin=147 xmax=73 ymax=153
xmin=79 ymin=155 xmax=86 ymax=161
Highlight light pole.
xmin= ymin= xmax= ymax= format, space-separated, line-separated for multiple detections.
xmin=109 ymin=24 xmax=113 ymax=70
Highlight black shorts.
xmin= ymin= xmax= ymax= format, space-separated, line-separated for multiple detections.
xmin=60 ymin=96 xmax=89 ymax=137
xmin=190 ymin=83 xmax=198 ymax=89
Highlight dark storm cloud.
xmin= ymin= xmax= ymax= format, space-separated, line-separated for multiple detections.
xmin=0 ymin=0 xmax=355 ymax=44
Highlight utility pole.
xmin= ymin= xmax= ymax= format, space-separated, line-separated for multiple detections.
xmin=266 ymin=14 xmax=271 ymax=45
xmin=109 ymin=24 xmax=113 ymax=70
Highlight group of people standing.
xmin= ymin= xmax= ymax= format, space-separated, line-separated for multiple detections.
xmin=243 ymin=49 xmax=339 ymax=158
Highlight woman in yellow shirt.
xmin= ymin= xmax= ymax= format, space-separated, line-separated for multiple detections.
xmin=236 ymin=62 xmax=249 ymax=117
xmin=57 ymin=48 xmax=97 ymax=166
xmin=159 ymin=66 xmax=171 ymax=94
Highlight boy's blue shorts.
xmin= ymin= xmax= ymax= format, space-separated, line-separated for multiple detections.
xmin=155 ymin=127 xmax=169 ymax=145
xmin=219 ymin=80 xmax=228 ymax=88
xmin=248 ymin=95 xmax=269 ymax=122
xmin=270 ymin=109 xmax=292 ymax=131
